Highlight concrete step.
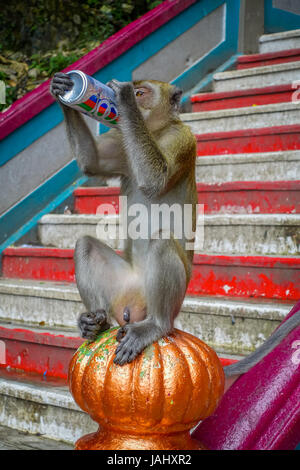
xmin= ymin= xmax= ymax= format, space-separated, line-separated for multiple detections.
xmin=181 ymin=101 xmax=300 ymax=134
xmin=37 ymin=212 xmax=300 ymax=255
xmin=191 ymin=84 xmax=296 ymax=112
xmin=3 ymin=247 xmax=299 ymax=300
xmin=73 ymin=181 xmax=300 ymax=215
xmin=0 ymin=278 xmax=293 ymax=355
xmin=195 ymin=151 xmax=300 ymax=183
xmin=259 ymin=29 xmax=300 ymax=54
xmin=196 ymin=124 xmax=300 ymax=155
xmin=212 ymin=61 xmax=300 ymax=93
xmin=0 ymin=368 xmax=97 ymax=444
xmin=237 ymin=48 xmax=300 ymax=70
xmin=0 ymin=424 xmax=73 ymax=450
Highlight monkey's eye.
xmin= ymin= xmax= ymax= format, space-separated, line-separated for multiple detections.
xmin=135 ymin=90 xmax=144 ymax=97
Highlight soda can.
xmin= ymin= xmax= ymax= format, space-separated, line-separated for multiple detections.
xmin=59 ymin=70 xmax=119 ymax=127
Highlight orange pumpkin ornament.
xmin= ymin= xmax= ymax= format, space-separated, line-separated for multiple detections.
xmin=68 ymin=327 xmax=224 ymax=450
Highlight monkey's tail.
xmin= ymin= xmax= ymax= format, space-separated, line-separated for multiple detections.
xmin=224 ymin=310 xmax=300 ymax=377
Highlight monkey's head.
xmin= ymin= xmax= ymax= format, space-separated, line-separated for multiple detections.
xmin=132 ymin=80 xmax=183 ymax=129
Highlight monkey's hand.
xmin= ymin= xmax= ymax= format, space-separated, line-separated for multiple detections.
xmin=50 ymin=72 xmax=73 ymax=100
xmin=114 ymin=319 xmax=165 ymax=365
xmin=106 ymin=79 xmax=136 ymax=111
xmin=77 ymin=309 xmax=110 ymax=341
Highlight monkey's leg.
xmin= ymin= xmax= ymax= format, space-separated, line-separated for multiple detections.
xmin=114 ymin=236 xmax=188 ymax=365
xmin=75 ymin=235 xmax=145 ymax=340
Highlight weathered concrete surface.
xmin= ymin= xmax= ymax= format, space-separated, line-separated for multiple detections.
xmin=259 ymin=29 xmax=300 ymax=53
xmin=0 ymin=278 xmax=292 ymax=355
xmin=38 ymin=214 xmax=123 ymax=250
xmin=0 ymin=279 xmax=81 ymax=328
xmin=181 ymin=101 xmax=300 ymax=133
xmin=38 ymin=212 xmax=300 ymax=255
xmin=196 ymin=151 xmax=300 ymax=183
xmin=213 ymin=61 xmax=300 ymax=92
xmin=0 ymin=373 xmax=97 ymax=444
xmin=176 ymin=296 xmax=291 ymax=355
xmin=0 ymin=424 xmax=73 ymax=450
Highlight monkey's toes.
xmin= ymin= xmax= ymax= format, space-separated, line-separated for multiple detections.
xmin=114 ymin=329 xmax=144 ymax=365
xmin=78 ymin=310 xmax=109 ymax=340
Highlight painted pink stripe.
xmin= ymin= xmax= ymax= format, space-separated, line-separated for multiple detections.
xmin=192 ymin=304 xmax=300 ymax=450
xmin=0 ymin=0 xmax=196 ymax=140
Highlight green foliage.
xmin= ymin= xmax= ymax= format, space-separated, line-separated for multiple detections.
xmin=0 ymin=0 xmax=164 ymax=110
xmin=0 ymin=0 xmax=164 ymax=55
xmin=30 ymin=52 xmax=81 ymax=75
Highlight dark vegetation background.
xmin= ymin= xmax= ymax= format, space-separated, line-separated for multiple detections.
xmin=0 ymin=0 xmax=163 ymax=111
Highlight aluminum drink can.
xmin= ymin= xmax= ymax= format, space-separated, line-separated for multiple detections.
xmin=59 ymin=70 xmax=119 ymax=127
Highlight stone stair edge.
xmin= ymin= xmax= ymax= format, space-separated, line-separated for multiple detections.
xmin=181 ymin=101 xmax=300 ymax=122
xmin=213 ymin=59 xmax=300 ymax=80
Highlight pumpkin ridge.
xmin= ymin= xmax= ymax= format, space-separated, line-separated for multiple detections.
xmin=176 ymin=332 xmax=216 ymax=417
xmin=173 ymin=333 xmax=210 ymax=423
xmin=172 ymin=333 xmax=194 ymax=423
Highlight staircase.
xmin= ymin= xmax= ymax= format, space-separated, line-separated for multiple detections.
xmin=0 ymin=29 xmax=299 ymax=445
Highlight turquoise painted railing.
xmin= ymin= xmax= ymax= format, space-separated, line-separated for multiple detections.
xmin=265 ymin=0 xmax=300 ymax=33
xmin=0 ymin=0 xmax=241 ymax=252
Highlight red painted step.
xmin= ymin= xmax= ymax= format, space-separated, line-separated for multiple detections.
xmin=196 ymin=124 xmax=300 ymax=155
xmin=191 ymin=84 xmax=297 ymax=112
xmin=74 ymin=182 xmax=300 ymax=215
xmin=2 ymin=247 xmax=75 ymax=283
xmin=0 ymin=325 xmax=236 ymax=379
xmin=3 ymin=247 xmax=300 ymax=300
xmin=0 ymin=325 xmax=82 ymax=379
xmin=191 ymin=254 xmax=299 ymax=300
xmin=237 ymin=48 xmax=300 ymax=70
xmin=74 ymin=186 xmax=120 ymax=214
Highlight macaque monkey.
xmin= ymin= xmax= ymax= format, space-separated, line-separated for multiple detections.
xmin=50 ymin=73 xmax=300 ymax=378
xmin=50 ymin=73 xmax=197 ymax=365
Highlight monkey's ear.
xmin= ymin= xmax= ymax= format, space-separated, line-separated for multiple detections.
xmin=170 ymin=86 xmax=183 ymax=110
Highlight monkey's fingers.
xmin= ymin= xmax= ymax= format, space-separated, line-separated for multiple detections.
xmin=53 ymin=77 xmax=74 ymax=87
xmin=54 ymin=72 xmax=70 ymax=79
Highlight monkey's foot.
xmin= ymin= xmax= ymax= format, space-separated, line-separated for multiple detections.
xmin=78 ymin=309 xmax=110 ymax=341
xmin=114 ymin=320 xmax=163 ymax=365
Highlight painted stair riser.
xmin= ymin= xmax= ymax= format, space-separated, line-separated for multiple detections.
xmin=3 ymin=249 xmax=300 ymax=301
xmin=237 ymin=49 xmax=300 ymax=70
xmin=0 ymin=376 xmax=97 ymax=444
xmin=0 ymin=325 xmax=235 ymax=380
xmin=191 ymin=84 xmax=297 ymax=112
xmin=259 ymin=32 xmax=300 ymax=54
xmin=37 ymin=214 xmax=300 ymax=255
xmin=0 ymin=329 xmax=82 ymax=380
xmin=196 ymin=124 xmax=300 ymax=155
xmin=0 ymin=286 xmax=291 ymax=356
xmin=195 ymin=153 xmax=300 ymax=183
xmin=74 ymin=182 xmax=300 ymax=214
xmin=182 ymin=102 xmax=300 ymax=134
xmin=213 ymin=62 xmax=300 ymax=92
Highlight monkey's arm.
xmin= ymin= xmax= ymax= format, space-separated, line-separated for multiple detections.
xmin=108 ymin=80 xmax=194 ymax=197
xmin=50 ymin=72 xmax=128 ymax=178
xmin=61 ymin=106 xmax=128 ymax=177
